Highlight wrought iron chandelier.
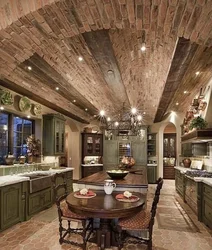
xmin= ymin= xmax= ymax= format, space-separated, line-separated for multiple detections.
xmin=98 ymin=103 xmax=145 ymax=137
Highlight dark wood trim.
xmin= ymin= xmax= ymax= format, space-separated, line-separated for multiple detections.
xmin=0 ymin=79 xmax=89 ymax=124
xmin=154 ymin=38 xmax=199 ymax=123
xmin=181 ymin=129 xmax=212 ymax=143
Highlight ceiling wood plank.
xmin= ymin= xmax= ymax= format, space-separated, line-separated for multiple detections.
xmin=0 ymin=79 xmax=89 ymax=124
xmin=154 ymin=38 xmax=199 ymax=123
xmin=82 ymin=30 xmax=130 ymax=107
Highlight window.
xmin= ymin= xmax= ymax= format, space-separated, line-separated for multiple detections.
xmin=0 ymin=113 xmax=9 ymax=164
xmin=0 ymin=112 xmax=34 ymax=163
xmin=13 ymin=117 xmax=33 ymax=159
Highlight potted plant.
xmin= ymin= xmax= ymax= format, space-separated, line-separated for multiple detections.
xmin=189 ymin=116 xmax=207 ymax=130
xmin=26 ymin=135 xmax=41 ymax=163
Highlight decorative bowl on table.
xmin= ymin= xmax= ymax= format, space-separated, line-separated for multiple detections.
xmin=106 ymin=170 xmax=129 ymax=179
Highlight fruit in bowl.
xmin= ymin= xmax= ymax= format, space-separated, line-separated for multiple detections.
xmin=106 ymin=170 xmax=129 ymax=179
xmin=121 ymin=156 xmax=135 ymax=168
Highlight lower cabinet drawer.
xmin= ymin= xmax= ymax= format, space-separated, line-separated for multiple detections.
xmin=203 ymin=184 xmax=212 ymax=200
xmin=202 ymin=197 xmax=212 ymax=229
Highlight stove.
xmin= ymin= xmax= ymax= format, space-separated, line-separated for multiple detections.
xmin=185 ymin=170 xmax=212 ymax=178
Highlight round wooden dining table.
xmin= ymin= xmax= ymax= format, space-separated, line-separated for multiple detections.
xmin=66 ymin=190 xmax=146 ymax=249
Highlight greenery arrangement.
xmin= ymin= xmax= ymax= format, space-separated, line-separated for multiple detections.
xmin=189 ymin=116 xmax=207 ymax=130
xmin=26 ymin=135 xmax=41 ymax=157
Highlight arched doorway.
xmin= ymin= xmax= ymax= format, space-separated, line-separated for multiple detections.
xmin=163 ymin=123 xmax=177 ymax=179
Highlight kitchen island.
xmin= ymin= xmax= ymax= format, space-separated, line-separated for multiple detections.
xmin=77 ymin=168 xmax=148 ymax=193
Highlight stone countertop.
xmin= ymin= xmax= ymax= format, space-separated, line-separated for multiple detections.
xmin=174 ymin=166 xmax=212 ymax=187
xmin=0 ymin=168 xmax=74 ymax=187
xmin=0 ymin=175 xmax=30 ymax=187
xmin=81 ymin=164 xmax=103 ymax=167
xmin=147 ymin=164 xmax=157 ymax=167
xmin=174 ymin=166 xmax=190 ymax=173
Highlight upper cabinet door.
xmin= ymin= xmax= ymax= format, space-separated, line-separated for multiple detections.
xmin=132 ymin=141 xmax=147 ymax=165
xmin=82 ymin=133 xmax=103 ymax=157
xmin=43 ymin=114 xmax=65 ymax=156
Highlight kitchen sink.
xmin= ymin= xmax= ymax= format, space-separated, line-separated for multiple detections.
xmin=21 ymin=173 xmax=52 ymax=193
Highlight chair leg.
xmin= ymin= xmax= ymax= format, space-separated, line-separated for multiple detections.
xmin=115 ymin=225 xmax=123 ymax=250
xmin=82 ymin=220 xmax=87 ymax=250
xmin=59 ymin=220 xmax=63 ymax=244
xmin=147 ymin=240 xmax=152 ymax=250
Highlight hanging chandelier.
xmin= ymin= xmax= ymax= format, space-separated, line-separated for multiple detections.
xmin=98 ymin=103 xmax=146 ymax=137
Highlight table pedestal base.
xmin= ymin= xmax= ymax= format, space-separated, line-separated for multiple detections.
xmin=96 ymin=219 xmax=113 ymax=250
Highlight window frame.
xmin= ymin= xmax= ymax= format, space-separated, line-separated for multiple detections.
xmin=0 ymin=111 xmax=35 ymax=159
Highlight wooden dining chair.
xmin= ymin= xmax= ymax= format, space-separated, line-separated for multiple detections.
xmin=52 ymin=173 xmax=93 ymax=250
xmin=116 ymin=178 xmax=164 ymax=250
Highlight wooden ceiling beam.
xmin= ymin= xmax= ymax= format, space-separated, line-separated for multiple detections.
xmin=154 ymin=38 xmax=199 ymax=123
xmin=0 ymin=79 xmax=89 ymax=124
xmin=82 ymin=30 xmax=130 ymax=107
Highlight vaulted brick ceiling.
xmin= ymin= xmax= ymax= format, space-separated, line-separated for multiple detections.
xmin=1 ymin=0 xmax=212 ymax=124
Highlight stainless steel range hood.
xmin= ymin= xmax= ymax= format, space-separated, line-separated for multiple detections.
xmin=181 ymin=129 xmax=212 ymax=143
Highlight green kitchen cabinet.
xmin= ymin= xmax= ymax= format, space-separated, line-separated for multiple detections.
xmin=0 ymin=182 xmax=27 ymax=231
xmin=175 ymin=169 xmax=185 ymax=199
xmin=201 ymin=184 xmax=212 ymax=229
xmin=132 ymin=141 xmax=147 ymax=165
xmin=147 ymin=166 xmax=157 ymax=184
xmin=103 ymin=140 xmax=118 ymax=171
xmin=43 ymin=114 xmax=65 ymax=156
xmin=28 ymin=188 xmax=52 ymax=217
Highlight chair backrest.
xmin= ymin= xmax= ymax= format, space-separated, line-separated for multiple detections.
xmin=151 ymin=178 xmax=163 ymax=212
xmin=51 ymin=173 xmax=68 ymax=208
xmin=149 ymin=178 xmax=163 ymax=238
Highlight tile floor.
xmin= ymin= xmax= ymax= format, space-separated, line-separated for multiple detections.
xmin=0 ymin=180 xmax=211 ymax=250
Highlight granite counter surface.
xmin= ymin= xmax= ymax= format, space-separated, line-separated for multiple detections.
xmin=174 ymin=166 xmax=212 ymax=187
xmin=0 ymin=168 xmax=74 ymax=187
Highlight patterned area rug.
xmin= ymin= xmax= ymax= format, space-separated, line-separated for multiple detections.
xmin=156 ymin=196 xmax=199 ymax=233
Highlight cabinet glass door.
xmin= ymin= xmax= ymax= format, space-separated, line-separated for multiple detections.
xmin=86 ymin=136 xmax=93 ymax=154
xmin=94 ymin=136 xmax=101 ymax=154
xmin=118 ymin=142 xmax=131 ymax=163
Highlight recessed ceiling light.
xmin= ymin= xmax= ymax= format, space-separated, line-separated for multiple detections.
xmin=73 ymin=100 xmax=76 ymax=103
xmin=184 ymin=91 xmax=188 ymax=94
xmin=27 ymin=115 xmax=31 ymax=118
xmin=27 ymin=66 xmax=32 ymax=70
xmin=78 ymin=56 xmax=83 ymax=61
xmin=55 ymin=87 xmax=59 ymax=91
xmin=143 ymin=111 xmax=146 ymax=115
xmin=100 ymin=110 xmax=105 ymax=116
xmin=140 ymin=42 xmax=146 ymax=52
xmin=176 ymin=102 xmax=179 ymax=106
xmin=195 ymin=71 xmax=200 ymax=75
xmin=93 ymin=115 xmax=97 ymax=117
xmin=0 ymin=106 xmax=4 ymax=110
xmin=131 ymin=107 xmax=137 ymax=114
xmin=85 ymin=108 xmax=88 ymax=111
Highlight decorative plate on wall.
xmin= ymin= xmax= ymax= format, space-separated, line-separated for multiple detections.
xmin=0 ymin=89 xmax=14 ymax=105
xmin=19 ymin=96 xmax=31 ymax=112
xmin=32 ymin=104 xmax=42 ymax=115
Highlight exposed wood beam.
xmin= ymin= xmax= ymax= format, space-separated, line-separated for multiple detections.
xmin=19 ymin=53 xmax=98 ymax=115
xmin=82 ymin=30 xmax=130 ymax=106
xmin=154 ymin=38 xmax=199 ymax=123
xmin=0 ymin=79 xmax=89 ymax=124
